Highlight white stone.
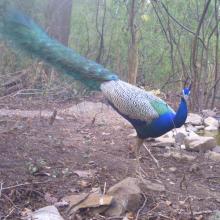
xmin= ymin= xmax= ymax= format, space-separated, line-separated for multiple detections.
xmin=163 ymin=149 xmax=196 ymax=161
xmin=185 ymin=136 xmax=216 ymax=152
xmin=204 ymin=125 xmax=219 ymax=131
xmin=105 ymin=177 xmax=142 ymax=217
xmin=205 ymin=151 xmax=220 ymax=162
xmin=213 ymin=146 xmax=220 ymax=153
xmin=194 ymin=125 xmax=205 ymax=130
xmin=185 ymin=124 xmax=198 ymax=132
xmin=25 ymin=206 xmax=64 ymax=220
xmin=204 ymin=117 xmax=219 ymax=127
xmin=202 ymin=109 xmax=217 ymax=118
xmin=186 ymin=113 xmax=203 ymax=126
xmin=153 ymin=137 xmax=175 ymax=148
xmin=154 ymin=127 xmax=199 ymax=147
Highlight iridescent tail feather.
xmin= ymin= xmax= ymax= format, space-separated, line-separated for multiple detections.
xmin=0 ymin=7 xmax=118 ymax=90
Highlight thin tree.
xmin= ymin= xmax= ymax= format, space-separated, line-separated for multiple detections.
xmin=127 ymin=0 xmax=139 ymax=85
xmin=46 ymin=0 xmax=73 ymax=46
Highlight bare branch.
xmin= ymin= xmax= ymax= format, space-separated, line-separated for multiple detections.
xmin=155 ymin=0 xmax=206 ymax=48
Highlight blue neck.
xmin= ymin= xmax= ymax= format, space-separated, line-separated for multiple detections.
xmin=174 ymin=97 xmax=188 ymax=128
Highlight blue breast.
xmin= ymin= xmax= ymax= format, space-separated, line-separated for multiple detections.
xmin=125 ymin=112 xmax=176 ymax=139
xmin=109 ymin=101 xmax=176 ymax=139
xmin=108 ymin=97 xmax=188 ymax=139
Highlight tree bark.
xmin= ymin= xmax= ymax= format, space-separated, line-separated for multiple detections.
xmin=191 ymin=0 xmax=212 ymax=111
xmin=127 ymin=0 xmax=139 ymax=85
xmin=95 ymin=0 xmax=106 ymax=64
xmin=46 ymin=0 xmax=73 ymax=46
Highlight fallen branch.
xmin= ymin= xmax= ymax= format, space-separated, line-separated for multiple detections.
xmin=142 ymin=143 xmax=160 ymax=168
xmin=135 ymin=193 xmax=147 ymax=220
xmin=2 ymin=180 xmax=53 ymax=191
xmin=0 ymin=182 xmax=3 ymax=198
xmin=3 ymin=207 xmax=15 ymax=220
xmin=192 ymin=210 xmax=213 ymax=215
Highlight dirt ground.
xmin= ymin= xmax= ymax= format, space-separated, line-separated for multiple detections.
xmin=0 ymin=95 xmax=220 ymax=220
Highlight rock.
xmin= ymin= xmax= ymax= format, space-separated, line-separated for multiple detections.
xmin=128 ymin=130 xmax=137 ymax=137
xmin=169 ymin=167 xmax=177 ymax=172
xmin=195 ymin=125 xmax=205 ymax=130
xmin=189 ymin=164 xmax=200 ymax=173
xmin=204 ymin=117 xmax=219 ymax=128
xmin=205 ymin=151 xmax=220 ymax=162
xmin=175 ymin=132 xmax=186 ymax=145
xmin=153 ymin=137 xmax=175 ymax=148
xmin=185 ymin=124 xmax=199 ymax=132
xmin=186 ymin=113 xmax=203 ymax=126
xmin=208 ymin=210 xmax=220 ymax=220
xmin=205 ymin=125 xmax=219 ymax=131
xmin=139 ymin=179 xmax=165 ymax=192
xmin=163 ymin=149 xmax=196 ymax=161
xmin=174 ymin=127 xmax=198 ymax=138
xmin=160 ymin=130 xmax=174 ymax=138
xmin=73 ymin=170 xmax=96 ymax=178
xmin=185 ymin=136 xmax=216 ymax=152
xmin=0 ymin=109 xmax=63 ymax=120
xmin=23 ymin=206 xmax=64 ymax=220
xmin=180 ymin=144 xmax=186 ymax=149
xmin=213 ymin=146 xmax=220 ymax=153
xmin=105 ymin=177 xmax=142 ymax=217
xmin=202 ymin=109 xmax=217 ymax=118
xmin=63 ymin=192 xmax=113 ymax=215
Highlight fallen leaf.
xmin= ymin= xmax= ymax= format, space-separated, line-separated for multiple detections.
xmin=195 ymin=215 xmax=203 ymax=220
xmin=63 ymin=192 xmax=113 ymax=215
xmin=74 ymin=170 xmax=96 ymax=178
xmin=44 ymin=193 xmax=58 ymax=204
xmin=165 ymin=200 xmax=172 ymax=206
xmin=22 ymin=206 xmax=64 ymax=220
xmin=20 ymin=208 xmax=32 ymax=217
xmin=78 ymin=180 xmax=91 ymax=188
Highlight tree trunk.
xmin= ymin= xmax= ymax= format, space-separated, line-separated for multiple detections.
xmin=46 ymin=0 xmax=73 ymax=46
xmin=127 ymin=0 xmax=139 ymax=85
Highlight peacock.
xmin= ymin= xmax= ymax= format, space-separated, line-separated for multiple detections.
xmin=0 ymin=8 xmax=191 ymax=165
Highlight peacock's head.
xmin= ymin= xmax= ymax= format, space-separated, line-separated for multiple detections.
xmin=182 ymin=84 xmax=191 ymax=100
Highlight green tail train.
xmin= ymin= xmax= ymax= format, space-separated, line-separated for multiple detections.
xmin=0 ymin=7 xmax=118 ymax=90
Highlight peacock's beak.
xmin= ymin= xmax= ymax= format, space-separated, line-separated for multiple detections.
xmin=189 ymin=83 xmax=192 ymax=91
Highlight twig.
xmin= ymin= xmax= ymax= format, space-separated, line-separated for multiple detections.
xmin=103 ymin=182 xmax=107 ymax=195
xmin=179 ymin=174 xmax=194 ymax=219
xmin=2 ymin=193 xmax=17 ymax=208
xmin=49 ymin=109 xmax=57 ymax=125
xmin=2 ymin=180 xmax=52 ymax=191
xmin=3 ymin=207 xmax=15 ymax=220
xmin=142 ymin=144 xmax=160 ymax=168
xmin=97 ymin=214 xmax=123 ymax=220
xmin=158 ymin=0 xmax=206 ymax=48
xmin=135 ymin=193 xmax=147 ymax=220
xmin=158 ymin=214 xmax=171 ymax=219
xmin=147 ymin=202 xmax=161 ymax=213
xmin=193 ymin=210 xmax=213 ymax=215
xmin=106 ymin=217 xmax=124 ymax=220
xmin=0 ymin=182 xmax=3 ymax=198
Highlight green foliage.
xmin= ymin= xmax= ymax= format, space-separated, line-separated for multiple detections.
xmin=0 ymin=0 xmax=219 ymax=105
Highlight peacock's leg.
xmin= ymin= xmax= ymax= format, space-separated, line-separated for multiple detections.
xmin=136 ymin=137 xmax=144 ymax=159
xmin=134 ymin=137 xmax=144 ymax=173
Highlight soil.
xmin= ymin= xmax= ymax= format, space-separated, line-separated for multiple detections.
xmin=0 ymin=95 xmax=220 ymax=220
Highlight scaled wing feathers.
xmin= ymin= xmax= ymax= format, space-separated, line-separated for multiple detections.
xmin=101 ymin=80 xmax=175 ymax=122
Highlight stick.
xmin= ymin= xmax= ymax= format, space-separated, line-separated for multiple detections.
xmin=143 ymin=144 xmax=160 ymax=168
xmin=3 ymin=208 xmax=15 ymax=220
xmin=0 ymin=182 xmax=3 ymax=198
xmin=2 ymin=180 xmax=52 ymax=191
xmin=135 ymin=193 xmax=147 ymax=220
